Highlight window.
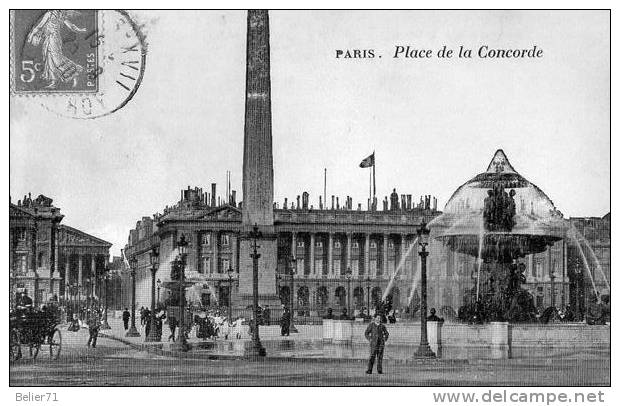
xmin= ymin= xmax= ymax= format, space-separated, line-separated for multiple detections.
xmin=297 ymin=241 xmax=304 ymax=248
xmin=352 ymin=242 xmax=359 ymax=249
xmin=533 ymin=259 xmax=543 ymax=278
xmin=314 ymin=260 xmax=323 ymax=274
xmin=369 ymin=261 xmax=377 ymax=274
xmin=221 ymin=234 xmax=230 ymax=246
xmin=17 ymin=229 xmax=26 ymax=241
xmin=315 ymin=241 xmax=323 ymax=248
xmin=333 ymin=261 xmax=341 ymax=275
xmin=334 ymin=241 xmax=341 ymax=249
xmin=222 ymin=259 xmax=230 ymax=272
xmin=388 ymin=241 xmax=394 ymax=249
xmin=201 ymin=234 xmax=210 ymax=245
xmin=351 ymin=259 xmax=359 ymax=274
xmin=202 ymin=257 xmax=211 ymax=274
xmin=370 ymin=241 xmax=377 ymax=249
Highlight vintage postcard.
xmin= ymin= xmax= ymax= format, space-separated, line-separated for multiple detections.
xmin=8 ymin=7 xmax=611 ymax=402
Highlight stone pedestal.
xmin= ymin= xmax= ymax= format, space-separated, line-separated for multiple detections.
xmin=427 ymin=321 xmax=443 ymax=358
xmin=237 ymin=233 xmax=281 ymax=308
xmin=332 ymin=319 xmax=353 ymax=344
xmin=489 ymin=321 xmax=512 ymax=359
xmin=322 ymin=318 xmax=334 ymax=342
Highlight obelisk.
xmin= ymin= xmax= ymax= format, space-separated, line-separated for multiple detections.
xmin=238 ymin=10 xmax=279 ymax=306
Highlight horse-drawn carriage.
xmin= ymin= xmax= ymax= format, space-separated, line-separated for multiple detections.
xmin=9 ymin=306 xmax=62 ymax=362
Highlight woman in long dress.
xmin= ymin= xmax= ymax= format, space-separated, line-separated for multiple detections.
xmin=26 ymin=10 xmax=86 ymax=88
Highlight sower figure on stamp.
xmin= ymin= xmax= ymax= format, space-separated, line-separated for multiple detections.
xmin=365 ymin=314 xmax=389 ymax=374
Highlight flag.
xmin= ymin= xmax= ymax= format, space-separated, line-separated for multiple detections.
xmin=359 ymin=152 xmax=375 ymax=168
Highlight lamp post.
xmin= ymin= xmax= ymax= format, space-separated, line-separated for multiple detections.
xmin=157 ymin=279 xmax=161 ymax=305
xmin=289 ymin=257 xmax=298 ymax=333
xmin=101 ymin=267 xmax=111 ymax=329
xmin=345 ymin=267 xmax=352 ymax=318
xmin=249 ymin=224 xmax=266 ymax=356
xmin=414 ymin=220 xmax=435 ymax=358
xmin=126 ymin=256 xmax=140 ymax=337
xmin=226 ymin=267 xmax=234 ymax=322
xmin=176 ymin=234 xmax=190 ymax=351
xmin=78 ymin=284 xmax=82 ymax=319
xmin=146 ymin=248 xmax=160 ymax=342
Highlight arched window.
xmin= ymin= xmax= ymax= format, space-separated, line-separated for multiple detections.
xmin=335 ymin=286 xmax=346 ymax=307
xmin=316 ymin=286 xmax=328 ymax=308
xmin=353 ymin=287 xmax=364 ymax=309
xmin=297 ymin=286 xmax=309 ymax=308
xmin=371 ymin=287 xmax=382 ymax=308
xmin=279 ymin=285 xmax=290 ymax=306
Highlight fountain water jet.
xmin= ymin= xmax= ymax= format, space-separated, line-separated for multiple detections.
xmin=382 ymin=236 xmax=418 ymax=302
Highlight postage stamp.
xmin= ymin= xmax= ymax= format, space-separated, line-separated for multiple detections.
xmin=11 ymin=10 xmax=99 ymax=93
xmin=10 ymin=9 xmax=147 ymax=119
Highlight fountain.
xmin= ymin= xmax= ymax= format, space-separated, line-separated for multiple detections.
xmin=431 ymin=149 xmax=568 ymax=322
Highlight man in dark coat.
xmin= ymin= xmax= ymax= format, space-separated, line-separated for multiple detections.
xmin=122 ymin=308 xmax=130 ymax=330
xmin=365 ymin=314 xmax=389 ymax=374
xmin=280 ymin=306 xmax=291 ymax=336
xmin=86 ymin=309 xmax=102 ymax=348
xmin=263 ymin=305 xmax=271 ymax=326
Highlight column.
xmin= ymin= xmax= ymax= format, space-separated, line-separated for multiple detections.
xmin=212 ymin=231 xmax=219 ymax=274
xmin=232 ymin=233 xmax=238 ymax=272
xmin=383 ymin=234 xmax=389 ymax=279
xmin=31 ymin=227 xmax=37 ymax=274
xmin=53 ymin=244 xmax=59 ymax=278
xmin=64 ymin=257 xmax=70 ymax=297
xmin=91 ymin=255 xmax=97 ymax=298
xmin=364 ymin=234 xmax=370 ymax=277
xmin=400 ymin=234 xmax=406 ymax=270
xmin=78 ymin=255 xmax=83 ymax=287
xmin=196 ymin=231 xmax=202 ymax=273
xmin=344 ymin=233 xmax=353 ymax=272
xmin=327 ymin=233 xmax=333 ymax=278
xmin=309 ymin=233 xmax=315 ymax=277
xmin=291 ymin=232 xmax=297 ymax=259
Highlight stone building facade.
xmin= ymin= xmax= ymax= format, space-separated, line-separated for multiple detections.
xmin=124 ymin=186 xmax=590 ymax=319
xmin=9 ymin=194 xmax=112 ymax=308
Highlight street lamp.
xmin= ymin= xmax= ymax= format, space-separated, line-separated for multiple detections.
xmin=249 ymin=224 xmax=266 ymax=357
xmin=226 ymin=267 xmax=234 ymax=322
xmin=101 ymin=267 xmax=111 ymax=329
xmin=176 ymin=234 xmax=190 ymax=352
xmin=126 ymin=256 xmax=140 ymax=337
xmin=288 ymin=257 xmax=298 ymax=333
xmin=146 ymin=247 xmax=160 ymax=342
xmin=345 ymin=267 xmax=352 ymax=318
xmin=414 ymin=220 xmax=435 ymax=358
xmin=157 ymin=278 xmax=161 ymax=305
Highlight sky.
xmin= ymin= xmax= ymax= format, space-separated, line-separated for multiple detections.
xmin=9 ymin=10 xmax=610 ymax=256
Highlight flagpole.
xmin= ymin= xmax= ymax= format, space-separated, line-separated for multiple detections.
xmin=372 ymin=151 xmax=376 ymax=199
xmin=324 ymin=168 xmax=327 ymax=208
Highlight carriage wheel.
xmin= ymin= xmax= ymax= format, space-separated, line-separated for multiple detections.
xmin=48 ymin=329 xmax=62 ymax=360
xmin=9 ymin=329 xmax=21 ymax=362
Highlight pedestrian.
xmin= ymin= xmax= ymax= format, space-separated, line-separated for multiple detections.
xmin=68 ymin=313 xmax=81 ymax=332
xmin=263 ymin=305 xmax=271 ymax=326
xmin=122 ymin=307 xmax=130 ymax=330
xmin=427 ymin=308 xmax=444 ymax=322
xmin=139 ymin=306 xmax=145 ymax=326
xmin=87 ymin=309 xmax=102 ymax=348
xmin=233 ymin=317 xmax=245 ymax=339
xmin=168 ymin=315 xmax=178 ymax=342
xmin=220 ymin=317 xmax=231 ymax=340
xmin=364 ymin=314 xmax=389 ymax=374
xmin=280 ymin=306 xmax=291 ymax=336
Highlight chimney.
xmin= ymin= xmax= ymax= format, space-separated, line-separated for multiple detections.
xmin=382 ymin=198 xmax=388 ymax=211
xmin=296 ymin=195 xmax=301 ymax=210
xmin=211 ymin=183 xmax=217 ymax=207
xmin=331 ymin=195 xmax=335 ymax=210
xmin=319 ymin=196 xmax=323 ymax=210
xmin=283 ymin=197 xmax=288 ymax=209
xmin=401 ymin=195 xmax=406 ymax=210
xmin=407 ymin=195 xmax=412 ymax=210
xmin=357 ymin=203 xmax=362 ymax=211
xmin=232 ymin=190 xmax=237 ymax=206
xmin=336 ymin=197 xmax=340 ymax=209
